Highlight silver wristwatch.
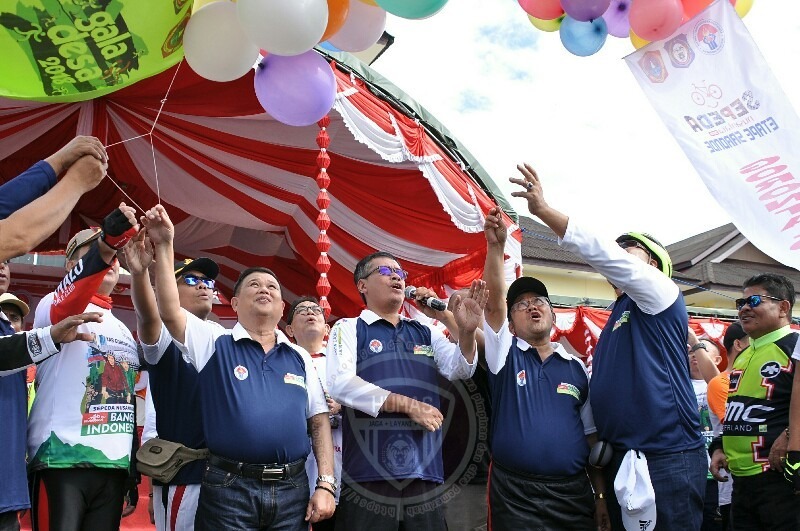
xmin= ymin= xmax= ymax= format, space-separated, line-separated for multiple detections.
xmin=317 ymin=475 xmax=338 ymax=491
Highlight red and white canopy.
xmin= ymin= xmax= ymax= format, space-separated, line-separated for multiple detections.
xmin=0 ymin=58 xmax=522 ymax=324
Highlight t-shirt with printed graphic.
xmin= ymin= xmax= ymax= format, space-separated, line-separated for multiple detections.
xmin=692 ymin=379 xmax=714 ymax=480
xmin=28 ymin=243 xmax=138 ymax=471
xmin=722 ymin=326 xmax=797 ymax=477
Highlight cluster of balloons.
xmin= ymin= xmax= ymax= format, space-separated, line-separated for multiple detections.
xmin=183 ymin=0 xmax=450 ymax=126
xmin=519 ymin=0 xmax=754 ymax=57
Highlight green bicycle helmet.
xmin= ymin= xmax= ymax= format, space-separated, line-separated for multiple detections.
xmin=616 ymin=232 xmax=673 ymax=278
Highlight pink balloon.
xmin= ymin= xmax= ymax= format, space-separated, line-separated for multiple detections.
xmin=518 ymin=0 xmax=563 ymax=20
xmin=629 ymin=0 xmax=683 ymax=42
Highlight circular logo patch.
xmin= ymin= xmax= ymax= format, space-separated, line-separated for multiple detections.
xmin=234 ymin=365 xmax=249 ymax=381
xmin=381 ymin=434 xmax=417 ymax=476
xmin=369 ymin=339 xmax=383 ymax=353
xmin=693 ymin=19 xmax=725 ymax=55
xmin=759 ymin=361 xmax=781 ymax=379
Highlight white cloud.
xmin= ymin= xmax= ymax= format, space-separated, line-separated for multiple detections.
xmin=371 ymin=1 xmax=800 ymax=244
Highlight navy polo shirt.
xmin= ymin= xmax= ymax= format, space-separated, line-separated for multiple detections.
xmin=591 ymin=293 xmax=703 ymax=453
xmin=484 ymin=320 xmax=594 ymax=476
xmin=327 ymin=310 xmax=475 ymax=485
xmin=144 ymin=324 xmax=205 ymax=485
xmin=173 ymin=315 xmax=327 ymax=465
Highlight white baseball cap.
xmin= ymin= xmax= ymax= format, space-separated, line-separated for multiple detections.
xmin=614 ymin=450 xmax=657 ymax=531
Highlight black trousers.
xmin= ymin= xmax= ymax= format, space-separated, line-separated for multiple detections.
xmin=0 ymin=512 xmax=19 ymax=531
xmin=488 ymin=461 xmax=594 ymax=531
xmin=31 ymin=468 xmax=127 ymax=531
xmin=335 ymin=479 xmax=447 ymax=531
xmin=730 ymin=471 xmax=800 ymax=531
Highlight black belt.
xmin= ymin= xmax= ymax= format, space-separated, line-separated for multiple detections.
xmin=208 ymin=454 xmax=305 ymax=481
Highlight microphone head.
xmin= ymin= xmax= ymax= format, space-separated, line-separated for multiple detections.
xmin=404 ymin=286 xmax=417 ymax=299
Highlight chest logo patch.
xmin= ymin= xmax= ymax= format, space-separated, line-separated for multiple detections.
xmin=759 ymin=361 xmax=782 ymax=379
xmin=516 ymin=369 xmax=526 ymax=387
xmin=369 ymin=339 xmax=383 ymax=353
xmin=284 ymin=373 xmax=306 ymax=388
xmin=413 ymin=345 xmax=434 ymax=357
xmin=557 ymin=382 xmax=581 ymax=401
xmin=612 ymin=311 xmax=630 ymax=332
xmin=233 ymin=365 xmax=249 ymax=381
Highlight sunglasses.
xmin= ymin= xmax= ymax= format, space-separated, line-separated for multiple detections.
xmin=619 ymin=240 xmax=652 ymax=259
xmin=510 ymin=296 xmax=551 ymax=312
xmin=293 ymin=305 xmax=324 ymax=317
xmin=735 ymin=294 xmax=785 ymax=311
xmin=182 ymin=275 xmax=215 ymax=290
xmin=365 ymin=265 xmax=408 ymax=280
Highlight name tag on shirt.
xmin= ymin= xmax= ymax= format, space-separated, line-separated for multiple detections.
xmin=284 ymin=373 xmax=306 ymax=389
xmin=413 ymin=345 xmax=434 ymax=357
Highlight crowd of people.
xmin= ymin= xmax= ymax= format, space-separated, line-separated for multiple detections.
xmin=0 ymin=138 xmax=798 ymax=531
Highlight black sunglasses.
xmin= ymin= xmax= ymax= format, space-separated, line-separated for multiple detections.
xmin=182 ymin=275 xmax=215 ymax=290
xmin=735 ymin=294 xmax=784 ymax=311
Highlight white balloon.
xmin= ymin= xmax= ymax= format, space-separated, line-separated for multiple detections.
xmin=328 ymin=0 xmax=386 ymax=52
xmin=184 ymin=2 xmax=260 ymax=82
xmin=237 ymin=0 xmax=328 ymax=56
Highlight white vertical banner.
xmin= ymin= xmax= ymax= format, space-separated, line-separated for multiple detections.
xmin=625 ymin=0 xmax=800 ymax=269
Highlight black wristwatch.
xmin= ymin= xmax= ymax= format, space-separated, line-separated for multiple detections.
xmin=689 ymin=343 xmax=708 ymax=353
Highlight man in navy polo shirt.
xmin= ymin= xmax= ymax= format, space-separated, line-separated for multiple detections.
xmin=482 ymin=206 xmax=609 ymax=530
xmin=143 ymin=205 xmax=335 ymax=530
xmin=126 ymin=225 xmax=221 ymax=531
xmin=513 ymin=164 xmax=706 ymax=530
xmin=326 ymin=251 xmax=486 ymax=531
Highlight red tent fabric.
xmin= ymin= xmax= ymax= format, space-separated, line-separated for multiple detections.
xmin=0 ymin=60 xmax=522 ymax=321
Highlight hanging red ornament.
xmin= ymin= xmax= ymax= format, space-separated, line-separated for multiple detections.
xmin=316 ymin=114 xmax=333 ymax=319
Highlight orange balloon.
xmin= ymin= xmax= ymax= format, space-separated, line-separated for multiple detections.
xmin=321 ymin=0 xmax=350 ymax=42
xmin=359 ymin=0 xmax=378 ymax=5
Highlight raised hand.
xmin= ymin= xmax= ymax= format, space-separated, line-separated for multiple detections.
xmin=510 ymin=163 xmax=548 ymax=218
xmin=50 ymin=312 xmax=104 ymax=344
xmin=452 ymin=279 xmax=489 ymax=334
xmin=62 ymin=155 xmax=107 ymax=194
xmin=101 ymin=202 xmax=139 ymax=250
xmin=122 ymin=230 xmax=154 ymax=275
xmin=484 ymin=206 xmax=507 ymax=246
xmin=142 ymin=205 xmax=175 ymax=245
xmin=45 ymin=135 xmax=107 ymax=175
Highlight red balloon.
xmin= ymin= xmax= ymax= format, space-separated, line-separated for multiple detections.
xmin=630 ymin=0 xmax=683 ymax=41
xmin=518 ymin=0 xmax=564 ymax=20
xmin=682 ymin=0 xmax=735 ymax=19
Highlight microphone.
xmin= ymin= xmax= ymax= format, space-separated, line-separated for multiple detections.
xmin=405 ymin=286 xmax=447 ymax=312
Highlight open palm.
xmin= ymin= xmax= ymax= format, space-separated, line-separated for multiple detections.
xmin=453 ymin=280 xmax=489 ymax=333
xmin=123 ymin=230 xmax=154 ymax=275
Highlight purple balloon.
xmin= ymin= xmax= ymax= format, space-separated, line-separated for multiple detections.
xmin=602 ymin=0 xmax=631 ymax=38
xmin=254 ymin=50 xmax=336 ymax=127
xmin=561 ymin=0 xmax=611 ymax=22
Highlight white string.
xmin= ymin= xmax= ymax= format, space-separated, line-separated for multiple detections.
xmin=101 ymin=60 xmax=184 ymax=211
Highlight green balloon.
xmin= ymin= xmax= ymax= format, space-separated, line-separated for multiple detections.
xmin=375 ymin=0 xmax=448 ymax=19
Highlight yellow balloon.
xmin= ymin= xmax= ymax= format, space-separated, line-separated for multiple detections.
xmin=528 ymin=14 xmax=564 ymax=32
xmin=192 ymin=0 xmax=234 ymax=14
xmin=359 ymin=0 xmax=378 ymax=5
xmin=734 ymin=0 xmax=753 ymax=18
xmin=630 ymin=28 xmax=650 ymax=50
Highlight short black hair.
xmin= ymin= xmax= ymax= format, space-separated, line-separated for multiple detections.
xmin=287 ymin=296 xmax=319 ymax=325
xmin=722 ymin=321 xmax=747 ymax=354
xmin=743 ymin=273 xmax=795 ymax=316
xmin=353 ymin=252 xmax=399 ymax=303
xmin=233 ymin=267 xmax=280 ymax=297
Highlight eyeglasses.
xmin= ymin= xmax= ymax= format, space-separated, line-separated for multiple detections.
xmin=619 ymin=240 xmax=652 ymax=259
xmin=294 ymin=305 xmax=323 ymax=317
xmin=510 ymin=296 xmax=551 ymax=312
xmin=181 ymin=275 xmax=215 ymax=290
xmin=735 ymin=294 xmax=785 ymax=311
xmin=364 ymin=265 xmax=408 ymax=280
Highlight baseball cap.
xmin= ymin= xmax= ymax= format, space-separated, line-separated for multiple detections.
xmin=614 ymin=450 xmax=657 ymax=531
xmin=506 ymin=276 xmax=549 ymax=315
xmin=66 ymin=228 xmax=102 ymax=260
xmin=723 ymin=321 xmax=747 ymax=354
xmin=0 ymin=293 xmax=29 ymax=317
xmin=174 ymin=258 xmax=219 ymax=280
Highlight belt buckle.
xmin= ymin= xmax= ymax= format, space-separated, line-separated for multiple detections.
xmin=261 ymin=466 xmax=283 ymax=481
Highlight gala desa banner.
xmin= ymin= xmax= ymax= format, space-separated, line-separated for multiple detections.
xmin=626 ymin=0 xmax=800 ymax=269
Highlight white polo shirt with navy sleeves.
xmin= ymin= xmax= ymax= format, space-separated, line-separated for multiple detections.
xmin=147 ymin=311 xmax=328 ymax=465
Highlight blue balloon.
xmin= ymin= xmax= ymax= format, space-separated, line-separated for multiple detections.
xmin=375 ymin=0 xmax=448 ymax=20
xmin=559 ymin=16 xmax=608 ymax=57
xmin=318 ymin=41 xmax=341 ymax=53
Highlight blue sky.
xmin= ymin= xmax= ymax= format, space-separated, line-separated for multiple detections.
xmin=371 ymin=1 xmax=800 ymax=245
